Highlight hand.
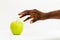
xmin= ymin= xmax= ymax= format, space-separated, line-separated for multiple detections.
xmin=18 ymin=9 xmax=42 ymax=24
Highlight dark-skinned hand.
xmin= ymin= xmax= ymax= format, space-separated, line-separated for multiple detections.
xmin=18 ymin=9 xmax=44 ymax=23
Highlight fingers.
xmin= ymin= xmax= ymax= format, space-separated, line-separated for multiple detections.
xmin=18 ymin=10 xmax=30 ymax=18
xmin=19 ymin=13 xmax=28 ymax=18
xmin=18 ymin=12 xmax=25 ymax=15
xmin=30 ymin=19 xmax=37 ymax=24
xmin=24 ymin=17 xmax=31 ymax=22
xmin=18 ymin=13 xmax=22 ymax=15
xmin=24 ymin=18 xmax=37 ymax=24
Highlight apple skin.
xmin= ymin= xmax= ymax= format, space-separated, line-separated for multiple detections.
xmin=10 ymin=20 xmax=23 ymax=35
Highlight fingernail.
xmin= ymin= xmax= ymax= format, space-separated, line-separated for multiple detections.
xmin=19 ymin=15 xmax=23 ymax=18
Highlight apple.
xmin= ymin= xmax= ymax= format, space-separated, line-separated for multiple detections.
xmin=10 ymin=20 xmax=23 ymax=35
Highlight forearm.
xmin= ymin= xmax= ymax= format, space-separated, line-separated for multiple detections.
xmin=40 ymin=13 xmax=60 ymax=20
xmin=46 ymin=12 xmax=60 ymax=19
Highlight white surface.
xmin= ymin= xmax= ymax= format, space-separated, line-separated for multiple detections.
xmin=0 ymin=0 xmax=60 ymax=40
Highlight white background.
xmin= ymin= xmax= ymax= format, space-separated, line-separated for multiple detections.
xmin=0 ymin=0 xmax=60 ymax=40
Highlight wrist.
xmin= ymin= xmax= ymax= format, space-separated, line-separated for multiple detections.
xmin=39 ymin=13 xmax=50 ymax=20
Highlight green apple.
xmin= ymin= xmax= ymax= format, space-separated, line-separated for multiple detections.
xmin=10 ymin=20 xmax=23 ymax=35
